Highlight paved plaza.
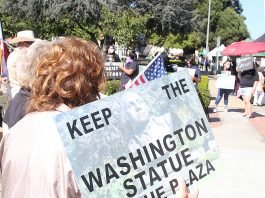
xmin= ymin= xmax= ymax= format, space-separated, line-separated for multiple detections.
xmin=200 ymin=76 xmax=265 ymax=198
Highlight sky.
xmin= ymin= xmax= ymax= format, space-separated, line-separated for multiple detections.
xmin=240 ymin=0 xmax=265 ymax=40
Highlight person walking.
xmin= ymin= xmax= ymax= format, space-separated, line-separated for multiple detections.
xmin=253 ymin=67 xmax=264 ymax=106
xmin=213 ymin=61 xmax=233 ymax=113
xmin=238 ymin=67 xmax=259 ymax=118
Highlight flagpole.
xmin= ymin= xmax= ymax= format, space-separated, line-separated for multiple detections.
xmin=205 ymin=0 xmax=211 ymax=57
xmin=1 ymin=39 xmax=14 ymax=50
xmin=126 ymin=52 xmax=162 ymax=89
xmin=0 ymin=39 xmax=14 ymax=50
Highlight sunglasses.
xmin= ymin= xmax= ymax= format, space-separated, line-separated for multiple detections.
xmin=18 ymin=42 xmax=33 ymax=47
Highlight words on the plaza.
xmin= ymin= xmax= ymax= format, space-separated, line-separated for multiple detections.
xmin=54 ymin=70 xmax=222 ymax=197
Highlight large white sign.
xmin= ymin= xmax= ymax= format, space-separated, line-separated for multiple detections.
xmin=177 ymin=67 xmax=196 ymax=77
xmin=54 ymin=70 xmax=221 ymax=197
xmin=216 ymin=73 xmax=235 ymax=90
xmin=260 ymin=58 xmax=265 ymax=67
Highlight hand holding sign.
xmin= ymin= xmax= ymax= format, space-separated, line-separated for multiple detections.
xmin=176 ymin=177 xmax=199 ymax=198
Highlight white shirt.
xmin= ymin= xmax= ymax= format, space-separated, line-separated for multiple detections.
xmin=0 ymin=110 xmax=81 ymax=198
xmin=256 ymin=72 xmax=264 ymax=92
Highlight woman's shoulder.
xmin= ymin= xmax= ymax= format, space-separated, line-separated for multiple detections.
xmin=10 ymin=111 xmax=61 ymax=135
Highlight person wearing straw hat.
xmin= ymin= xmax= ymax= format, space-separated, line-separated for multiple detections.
xmin=5 ymin=30 xmax=35 ymax=101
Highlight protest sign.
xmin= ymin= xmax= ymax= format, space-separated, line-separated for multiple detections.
xmin=261 ymin=58 xmax=265 ymax=67
xmin=177 ymin=67 xmax=196 ymax=77
xmin=236 ymin=56 xmax=253 ymax=71
xmin=53 ymin=70 xmax=222 ymax=197
xmin=216 ymin=73 xmax=235 ymax=90
xmin=105 ymin=62 xmax=123 ymax=80
xmin=105 ymin=62 xmax=146 ymax=80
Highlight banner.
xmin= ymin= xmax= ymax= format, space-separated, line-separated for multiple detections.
xmin=54 ymin=70 xmax=222 ymax=197
xmin=236 ymin=56 xmax=253 ymax=71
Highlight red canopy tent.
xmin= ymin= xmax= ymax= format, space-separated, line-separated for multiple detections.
xmin=222 ymin=41 xmax=265 ymax=56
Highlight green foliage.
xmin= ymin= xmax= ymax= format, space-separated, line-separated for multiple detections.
xmin=182 ymin=32 xmax=198 ymax=50
xmin=168 ymin=59 xmax=186 ymax=67
xmin=102 ymin=80 xmax=121 ymax=96
xmin=163 ymin=33 xmax=182 ymax=48
xmin=215 ymin=7 xmax=249 ymax=45
xmin=135 ymin=0 xmax=195 ymax=35
xmin=168 ymin=59 xmax=184 ymax=64
xmin=148 ymin=33 xmax=165 ymax=46
xmin=0 ymin=13 xmax=30 ymax=38
xmin=101 ymin=7 xmax=150 ymax=47
xmin=198 ymin=76 xmax=211 ymax=108
xmin=0 ymin=0 xmax=250 ymax=52
xmin=194 ymin=0 xmax=249 ymax=49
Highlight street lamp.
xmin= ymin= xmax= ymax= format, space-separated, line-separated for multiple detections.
xmin=205 ymin=0 xmax=211 ymax=57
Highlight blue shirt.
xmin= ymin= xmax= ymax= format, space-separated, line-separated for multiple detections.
xmin=192 ymin=65 xmax=201 ymax=90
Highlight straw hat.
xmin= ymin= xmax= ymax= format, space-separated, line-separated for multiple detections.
xmin=9 ymin=30 xmax=36 ymax=44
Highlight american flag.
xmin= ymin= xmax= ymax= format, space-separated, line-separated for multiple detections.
xmin=0 ymin=19 xmax=9 ymax=78
xmin=126 ymin=53 xmax=167 ymax=88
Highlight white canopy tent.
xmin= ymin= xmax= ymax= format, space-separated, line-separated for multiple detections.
xmin=208 ymin=44 xmax=226 ymax=56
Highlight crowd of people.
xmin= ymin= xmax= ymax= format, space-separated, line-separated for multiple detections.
xmin=0 ymin=30 xmax=198 ymax=197
xmin=1 ymin=28 xmax=264 ymax=197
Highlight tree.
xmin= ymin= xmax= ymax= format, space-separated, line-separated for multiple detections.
xmin=100 ymin=7 xmax=150 ymax=47
xmin=134 ymin=0 xmax=196 ymax=36
xmin=193 ymin=0 xmax=248 ymax=49
xmin=215 ymin=7 xmax=248 ymax=46
xmin=1 ymin=0 xmax=249 ymax=52
xmin=1 ymin=0 xmax=105 ymax=43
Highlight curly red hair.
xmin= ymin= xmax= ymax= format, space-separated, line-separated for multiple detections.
xmin=28 ymin=37 xmax=106 ymax=113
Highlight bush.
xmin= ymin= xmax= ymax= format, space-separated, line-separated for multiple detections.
xmin=102 ymin=76 xmax=211 ymax=114
xmin=198 ymin=75 xmax=211 ymax=119
xmin=102 ymin=80 xmax=121 ymax=96
xmin=168 ymin=59 xmax=186 ymax=67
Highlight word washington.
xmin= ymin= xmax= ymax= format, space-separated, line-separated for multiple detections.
xmin=81 ymin=118 xmax=215 ymax=196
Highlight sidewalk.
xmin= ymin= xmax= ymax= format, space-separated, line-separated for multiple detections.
xmin=200 ymin=75 xmax=265 ymax=198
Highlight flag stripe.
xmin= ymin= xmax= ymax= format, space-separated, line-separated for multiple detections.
xmin=0 ymin=19 xmax=8 ymax=77
xmin=125 ymin=53 xmax=167 ymax=89
xmin=140 ymin=75 xmax=145 ymax=83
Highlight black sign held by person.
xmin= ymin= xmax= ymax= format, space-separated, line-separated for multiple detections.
xmin=54 ymin=70 xmax=222 ymax=197
xmin=236 ymin=56 xmax=253 ymax=71
xmin=105 ymin=62 xmax=123 ymax=80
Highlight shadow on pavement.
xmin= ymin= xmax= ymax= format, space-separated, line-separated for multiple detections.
xmin=209 ymin=116 xmax=221 ymax=123
xmin=252 ymin=112 xmax=265 ymax=118
xmin=210 ymin=96 xmax=216 ymax=100
xmin=228 ymin=108 xmax=244 ymax=113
